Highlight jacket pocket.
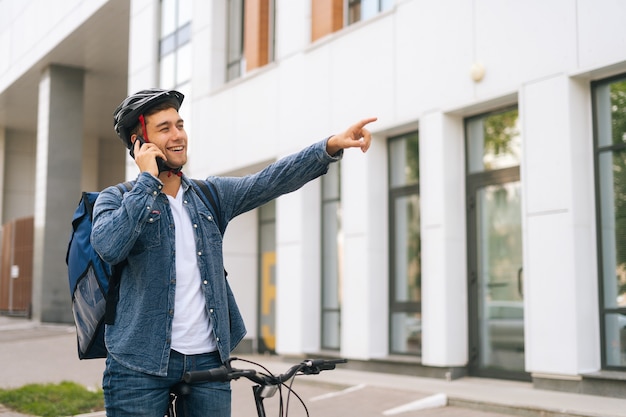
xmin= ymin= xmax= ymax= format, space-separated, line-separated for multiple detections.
xmin=201 ymin=212 xmax=223 ymax=248
xmin=135 ymin=211 xmax=162 ymax=250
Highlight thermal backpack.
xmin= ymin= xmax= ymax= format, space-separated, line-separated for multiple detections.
xmin=66 ymin=179 xmax=222 ymax=359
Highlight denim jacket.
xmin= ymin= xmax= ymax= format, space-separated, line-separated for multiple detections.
xmin=91 ymin=138 xmax=342 ymax=376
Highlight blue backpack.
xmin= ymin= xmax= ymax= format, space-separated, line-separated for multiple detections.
xmin=66 ymin=179 xmax=222 ymax=359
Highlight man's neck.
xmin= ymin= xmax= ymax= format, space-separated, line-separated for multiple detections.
xmin=159 ymin=172 xmax=182 ymax=197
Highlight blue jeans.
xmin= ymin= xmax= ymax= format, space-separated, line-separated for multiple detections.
xmin=103 ymin=350 xmax=231 ymax=417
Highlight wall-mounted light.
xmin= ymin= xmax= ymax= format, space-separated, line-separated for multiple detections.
xmin=470 ymin=62 xmax=485 ymax=82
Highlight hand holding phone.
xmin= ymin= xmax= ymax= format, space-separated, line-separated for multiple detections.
xmin=130 ymin=136 xmax=168 ymax=174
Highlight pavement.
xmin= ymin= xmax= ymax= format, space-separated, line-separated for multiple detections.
xmin=1 ymin=315 xmax=625 ymax=417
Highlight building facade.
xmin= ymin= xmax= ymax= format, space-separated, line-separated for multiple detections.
xmin=1 ymin=0 xmax=626 ymax=397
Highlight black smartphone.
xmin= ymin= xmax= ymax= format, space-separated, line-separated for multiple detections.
xmin=130 ymin=136 xmax=168 ymax=172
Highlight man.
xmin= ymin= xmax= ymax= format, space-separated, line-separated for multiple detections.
xmin=91 ymin=88 xmax=376 ymax=416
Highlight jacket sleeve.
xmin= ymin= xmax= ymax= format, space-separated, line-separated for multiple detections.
xmin=210 ymin=138 xmax=342 ymax=222
xmin=91 ymin=172 xmax=163 ymax=265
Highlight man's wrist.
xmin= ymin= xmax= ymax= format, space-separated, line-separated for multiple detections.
xmin=326 ymin=135 xmax=341 ymax=156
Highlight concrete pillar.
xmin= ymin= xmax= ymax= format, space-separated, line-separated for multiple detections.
xmin=340 ymin=137 xmax=388 ymax=359
xmin=275 ymin=179 xmax=322 ymax=354
xmin=420 ymin=111 xmax=468 ymax=367
xmin=32 ymin=65 xmax=85 ymax=323
xmin=521 ymin=75 xmax=600 ymax=376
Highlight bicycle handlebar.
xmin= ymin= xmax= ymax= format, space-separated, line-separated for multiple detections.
xmin=183 ymin=358 xmax=347 ymax=385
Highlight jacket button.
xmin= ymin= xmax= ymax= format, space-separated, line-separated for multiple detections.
xmin=197 ymin=251 xmax=202 ymax=256
xmin=203 ymin=280 xmax=208 ymax=285
xmin=208 ymin=215 xmax=213 ymax=221
xmin=153 ymin=190 xmax=158 ymax=195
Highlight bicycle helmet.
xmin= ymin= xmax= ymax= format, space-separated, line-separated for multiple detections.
xmin=113 ymin=88 xmax=184 ymax=149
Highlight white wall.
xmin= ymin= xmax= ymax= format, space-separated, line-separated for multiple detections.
xmin=128 ymin=0 xmax=626 ymax=371
xmin=0 ymin=0 xmax=109 ymax=94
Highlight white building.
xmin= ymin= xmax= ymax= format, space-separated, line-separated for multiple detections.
xmin=1 ymin=0 xmax=625 ymax=397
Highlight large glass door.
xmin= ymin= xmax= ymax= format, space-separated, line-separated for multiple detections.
xmin=465 ymin=107 xmax=528 ymax=380
xmin=468 ymin=173 xmax=527 ymax=379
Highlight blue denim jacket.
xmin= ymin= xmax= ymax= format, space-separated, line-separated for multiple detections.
xmin=91 ymin=138 xmax=342 ymax=376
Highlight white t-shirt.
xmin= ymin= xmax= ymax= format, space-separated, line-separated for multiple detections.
xmin=168 ymin=187 xmax=217 ymax=354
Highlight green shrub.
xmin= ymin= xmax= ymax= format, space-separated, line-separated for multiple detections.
xmin=0 ymin=381 xmax=104 ymax=417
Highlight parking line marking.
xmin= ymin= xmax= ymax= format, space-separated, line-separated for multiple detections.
xmin=383 ymin=393 xmax=448 ymax=415
xmin=309 ymin=383 xmax=367 ymax=402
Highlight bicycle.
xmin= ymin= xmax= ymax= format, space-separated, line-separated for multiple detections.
xmin=166 ymin=357 xmax=347 ymax=417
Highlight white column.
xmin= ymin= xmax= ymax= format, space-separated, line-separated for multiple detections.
xmin=275 ymin=180 xmax=322 ymax=354
xmin=521 ymin=75 xmax=600 ymax=376
xmin=340 ymin=137 xmax=389 ymax=359
xmin=223 ymin=210 xmax=259 ymax=343
xmin=32 ymin=65 xmax=85 ymax=323
xmin=420 ymin=111 xmax=468 ymax=367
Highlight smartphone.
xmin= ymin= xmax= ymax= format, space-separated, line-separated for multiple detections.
xmin=130 ymin=136 xmax=168 ymax=172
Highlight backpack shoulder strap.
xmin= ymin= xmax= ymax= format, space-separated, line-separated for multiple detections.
xmin=190 ymin=179 xmax=225 ymax=235
xmin=115 ymin=181 xmax=133 ymax=194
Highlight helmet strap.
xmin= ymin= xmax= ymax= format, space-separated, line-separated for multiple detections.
xmin=139 ymin=114 xmax=149 ymax=141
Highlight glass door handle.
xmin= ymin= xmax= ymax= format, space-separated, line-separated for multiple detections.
xmin=517 ymin=267 xmax=523 ymax=298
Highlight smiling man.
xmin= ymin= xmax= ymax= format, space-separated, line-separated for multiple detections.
xmin=91 ymin=88 xmax=376 ymax=417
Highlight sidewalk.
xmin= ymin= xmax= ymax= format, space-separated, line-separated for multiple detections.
xmin=1 ymin=315 xmax=625 ymax=417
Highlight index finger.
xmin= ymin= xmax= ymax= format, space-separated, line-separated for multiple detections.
xmin=356 ymin=117 xmax=378 ymax=129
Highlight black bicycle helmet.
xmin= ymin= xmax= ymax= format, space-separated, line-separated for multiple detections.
xmin=113 ymin=88 xmax=184 ymax=149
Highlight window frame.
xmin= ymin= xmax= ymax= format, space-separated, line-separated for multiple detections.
xmin=592 ymin=73 xmax=626 ymax=371
xmin=387 ymin=131 xmax=421 ymax=356
xmin=321 ymin=161 xmax=342 ymax=351
xmin=159 ymin=0 xmax=192 ymax=90
xmin=346 ymin=0 xmax=393 ymax=25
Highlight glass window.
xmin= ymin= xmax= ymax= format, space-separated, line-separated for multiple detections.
xmin=321 ymin=162 xmax=342 ymax=350
xmin=178 ymin=0 xmax=192 ymax=27
xmin=176 ymin=43 xmax=192 ymax=85
xmin=348 ymin=0 xmax=394 ymax=25
xmin=389 ymin=135 xmax=419 ymax=187
xmin=159 ymin=53 xmax=175 ymax=89
xmin=388 ymin=131 xmax=420 ymax=355
xmin=594 ymin=75 xmax=626 ymax=369
xmin=393 ymin=194 xmax=420 ymax=303
xmin=227 ymin=0 xmax=244 ymax=81
xmin=466 ymin=108 xmax=521 ymax=174
xmin=258 ymin=200 xmax=277 ymax=354
xmin=161 ymin=0 xmax=177 ymax=37
xmin=159 ymin=0 xmax=192 ymax=90
xmin=226 ymin=0 xmax=275 ymax=81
